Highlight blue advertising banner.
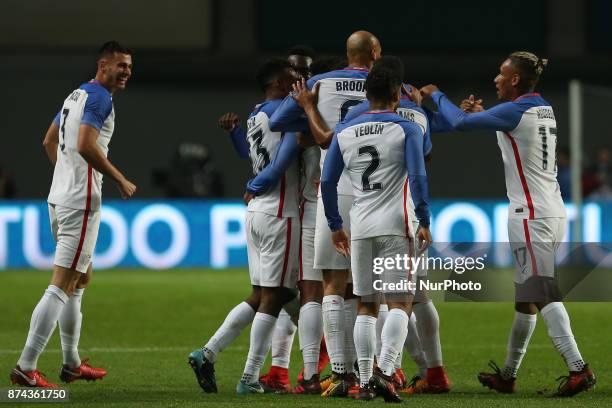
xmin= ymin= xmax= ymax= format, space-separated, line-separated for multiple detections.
xmin=0 ymin=200 xmax=610 ymax=270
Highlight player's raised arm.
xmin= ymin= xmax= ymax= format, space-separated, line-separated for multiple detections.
xmin=320 ymin=134 xmax=349 ymax=256
xmin=218 ymin=112 xmax=249 ymax=159
xmin=42 ymin=114 xmax=60 ymax=165
xmin=291 ymin=79 xmax=333 ymax=148
xmin=268 ymin=83 xmax=310 ymax=133
xmin=246 ymin=132 xmax=301 ymax=195
xmin=76 ymin=125 xmax=136 ymax=199
xmin=421 ymin=85 xmax=520 ymax=132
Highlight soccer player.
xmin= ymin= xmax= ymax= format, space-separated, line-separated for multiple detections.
xmin=230 ymin=58 xmax=301 ymax=395
xmin=269 ymin=31 xmax=382 ymax=397
xmin=213 ymin=50 xmax=326 ymax=394
xmin=10 ymin=41 xmax=136 ymax=388
xmin=321 ymin=59 xmax=432 ymax=402
xmin=292 ymin=56 xmax=451 ymax=394
xmin=189 ymin=59 xmax=301 ymax=394
xmin=420 ymin=51 xmax=596 ymax=397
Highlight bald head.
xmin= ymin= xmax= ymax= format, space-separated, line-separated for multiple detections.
xmin=346 ymin=31 xmax=381 ymax=67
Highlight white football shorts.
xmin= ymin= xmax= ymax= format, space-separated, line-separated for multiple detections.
xmin=49 ymin=203 xmax=100 ymax=273
xmin=246 ymin=211 xmax=299 ymax=288
xmin=351 ymin=235 xmax=416 ymax=297
xmin=314 ymin=195 xmax=353 ymax=271
xmin=299 ymin=200 xmax=322 ymax=281
xmin=508 ymin=217 xmax=566 ymax=284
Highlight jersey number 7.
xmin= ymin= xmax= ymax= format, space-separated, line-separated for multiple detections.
xmin=59 ymin=108 xmax=70 ymax=153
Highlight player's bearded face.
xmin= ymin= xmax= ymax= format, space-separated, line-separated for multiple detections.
xmin=104 ymin=53 xmax=132 ymax=91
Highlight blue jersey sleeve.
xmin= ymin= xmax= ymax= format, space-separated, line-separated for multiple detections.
xmin=423 ymin=107 xmax=453 ymax=133
xmin=53 ymin=111 xmax=61 ymax=126
xmin=228 ymin=125 xmax=249 ymax=159
xmin=431 ymin=91 xmax=522 ymax=132
xmin=423 ymin=121 xmax=432 ymax=156
xmin=246 ymin=132 xmax=300 ymax=194
xmin=268 ymin=95 xmax=309 ymax=132
xmin=81 ymin=90 xmax=112 ymax=131
xmin=320 ymin=135 xmax=345 ymax=231
xmin=402 ymin=122 xmax=431 ymax=227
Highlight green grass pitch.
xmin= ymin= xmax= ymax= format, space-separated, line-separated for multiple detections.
xmin=1 ymin=268 xmax=610 ymax=407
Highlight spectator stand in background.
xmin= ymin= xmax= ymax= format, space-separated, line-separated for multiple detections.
xmin=0 ymin=164 xmax=16 ymax=199
xmin=586 ymin=146 xmax=612 ymax=199
xmin=152 ymin=143 xmax=224 ymax=198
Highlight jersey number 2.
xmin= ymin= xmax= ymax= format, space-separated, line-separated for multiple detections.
xmin=358 ymin=145 xmax=383 ymax=191
xmin=59 ymin=108 xmax=70 ymax=152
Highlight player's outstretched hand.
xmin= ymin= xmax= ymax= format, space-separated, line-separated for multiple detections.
xmin=331 ymin=229 xmax=350 ymax=258
xmin=416 ymin=226 xmax=433 ymax=255
xmin=292 ymin=78 xmax=319 ymax=110
xmin=460 ymin=94 xmax=484 ymax=112
xmin=218 ymin=112 xmax=240 ymax=132
xmin=243 ymin=191 xmax=253 ymax=205
xmin=402 ymin=83 xmax=423 ymax=106
xmin=117 ymin=178 xmax=136 ymax=199
xmin=419 ymin=84 xmax=439 ymax=99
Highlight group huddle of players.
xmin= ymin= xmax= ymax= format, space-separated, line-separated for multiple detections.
xmin=187 ymin=30 xmax=596 ymax=401
xmin=9 ymin=34 xmax=595 ymax=402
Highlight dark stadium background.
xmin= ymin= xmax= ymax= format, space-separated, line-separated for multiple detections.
xmin=1 ymin=0 xmax=611 ymax=200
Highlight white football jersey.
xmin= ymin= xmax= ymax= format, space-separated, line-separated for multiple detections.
xmin=311 ymin=68 xmax=369 ymax=195
xmin=301 ymin=146 xmax=320 ymax=203
xmin=48 ymin=80 xmax=114 ymax=211
xmin=246 ymin=100 xmax=299 ymax=218
xmin=333 ymin=111 xmax=426 ymax=239
xmin=343 ymin=97 xmax=434 ymax=228
xmin=432 ymin=91 xmax=566 ymax=220
xmin=495 ymin=95 xmax=565 ymax=219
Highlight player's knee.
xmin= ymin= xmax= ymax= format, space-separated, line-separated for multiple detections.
xmin=515 ymin=302 xmax=537 ymax=314
xmin=76 ymin=271 xmax=91 ymax=289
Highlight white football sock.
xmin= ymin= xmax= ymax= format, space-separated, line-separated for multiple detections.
xmin=379 ymin=309 xmax=409 ymax=376
xmin=394 ymin=348 xmax=403 ymax=370
xmin=404 ymin=313 xmax=427 ymax=377
xmin=344 ymin=298 xmax=358 ymax=373
xmin=59 ymin=288 xmax=84 ymax=368
xmin=18 ymin=285 xmax=68 ymax=371
xmin=354 ymin=315 xmax=376 ymax=387
xmin=204 ymin=301 xmax=255 ymax=363
xmin=271 ymin=309 xmax=296 ymax=369
xmin=413 ymin=301 xmax=443 ymax=368
xmin=242 ymin=312 xmax=277 ymax=383
xmin=298 ymin=301 xmax=323 ymax=380
xmin=541 ymin=302 xmax=586 ymax=372
xmin=322 ymin=295 xmax=346 ymax=373
xmin=502 ymin=311 xmax=537 ymax=379
xmin=375 ymin=304 xmax=389 ymax=359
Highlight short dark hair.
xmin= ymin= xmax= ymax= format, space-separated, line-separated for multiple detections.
xmin=372 ymin=56 xmax=405 ymax=83
xmin=365 ymin=64 xmax=401 ymax=103
xmin=508 ymin=51 xmax=548 ymax=91
xmin=309 ymin=56 xmax=347 ymax=76
xmin=256 ymin=58 xmax=293 ymax=92
xmin=287 ymin=45 xmax=316 ymax=59
xmin=98 ymin=41 xmax=132 ymax=60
